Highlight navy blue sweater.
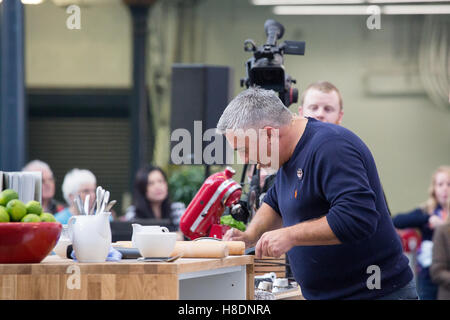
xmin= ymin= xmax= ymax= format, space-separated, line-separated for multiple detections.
xmin=263 ymin=118 xmax=412 ymax=300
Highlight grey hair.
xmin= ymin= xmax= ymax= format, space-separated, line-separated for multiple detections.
xmin=216 ymin=87 xmax=293 ymax=133
xmin=22 ymin=159 xmax=53 ymax=176
xmin=61 ymin=168 xmax=96 ymax=205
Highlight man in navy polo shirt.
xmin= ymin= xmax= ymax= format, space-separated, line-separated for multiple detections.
xmin=218 ymin=87 xmax=417 ymax=300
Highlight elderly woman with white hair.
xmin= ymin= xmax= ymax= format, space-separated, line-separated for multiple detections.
xmin=22 ymin=160 xmax=64 ymax=214
xmin=55 ymin=168 xmax=97 ymax=224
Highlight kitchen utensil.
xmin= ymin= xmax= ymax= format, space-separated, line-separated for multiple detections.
xmin=137 ymin=253 xmax=183 ymax=263
xmin=99 ymin=191 xmax=109 ymax=215
xmin=194 ymin=238 xmax=245 ymax=255
xmin=170 ymin=241 xmax=229 ymax=258
xmin=89 ymin=200 xmax=96 ymax=215
xmin=166 ymin=253 xmax=183 ymax=262
xmin=84 ymin=194 xmax=90 ymax=216
xmin=96 ymin=186 xmax=103 ymax=214
xmin=72 ymin=199 xmax=81 ymax=215
xmin=105 ymin=200 xmax=117 ymax=212
xmin=75 ymin=195 xmax=84 ymax=215
xmin=98 ymin=188 xmax=105 ymax=214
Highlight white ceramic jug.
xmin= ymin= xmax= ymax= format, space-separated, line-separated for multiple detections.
xmin=68 ymin=212 xmax=112 ymax=263
xmin=131 ymin=224 xmax=169 ymax=248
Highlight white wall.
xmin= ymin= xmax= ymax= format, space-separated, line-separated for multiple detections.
xmin=25 ymin=0 xmax=130 ymax=87
xmin=196 ymin=0 xmax=450 ymax=214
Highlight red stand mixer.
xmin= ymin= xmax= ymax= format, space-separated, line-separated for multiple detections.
xmin=179 ymin=167 xmax=242 ymax=240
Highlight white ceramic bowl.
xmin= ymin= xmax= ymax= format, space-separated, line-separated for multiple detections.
xmin=135 ymin=232 xmax=177 ymax=258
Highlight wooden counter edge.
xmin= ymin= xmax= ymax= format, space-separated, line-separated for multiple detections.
xmin=0 ymin=255 xmax=255 ymax=276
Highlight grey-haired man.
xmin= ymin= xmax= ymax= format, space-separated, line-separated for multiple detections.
xmin=218 ymin=87 xmax=416 ymax=300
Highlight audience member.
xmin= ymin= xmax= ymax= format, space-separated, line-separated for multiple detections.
xmin=22 ymin=160 xmax=64 ymax=214
xmin=393 ymin=165 xmax=450 ymax=300
xmin=55 ymin=168 xmax=97 ymax=224
xmin=121 ymin=165 xmax=185 ymax=239
xmin=298 ymin=80 xmax=344 ymax=125
xmin=430 ymin=216 xmax=450 ymax=300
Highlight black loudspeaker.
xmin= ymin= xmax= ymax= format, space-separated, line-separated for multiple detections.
xmin=170 ymin=64 xmax=234 ymax=165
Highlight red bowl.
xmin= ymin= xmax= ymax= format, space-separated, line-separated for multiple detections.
xmin=0 ymin=222 xmax=62 ymax=263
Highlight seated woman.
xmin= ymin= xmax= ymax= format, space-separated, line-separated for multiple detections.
xmin=393 ymin=165 xmax=450 ymax=300
xmin=122 ymin=165 xmax=185 ymax=238
xmin=55 ymin=168 xmax=98 ymax=224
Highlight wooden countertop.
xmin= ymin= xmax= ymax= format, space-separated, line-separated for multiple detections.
xmin=0 ymin=255 xmax=255 ymax=300
xmin=0 ymin=255 xmax=254 ymax=275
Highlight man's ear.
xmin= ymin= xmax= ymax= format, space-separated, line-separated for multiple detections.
xmin=337 ymin=110 xmax=344 ymax=125
xmin=298 ymin=106 xmax=304 ymax=117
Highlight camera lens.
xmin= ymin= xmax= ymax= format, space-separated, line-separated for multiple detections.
xmin=291 ymin=88 xmax=299 ymax=104
xmin=251 ymin=67 xmax=284 ymax=91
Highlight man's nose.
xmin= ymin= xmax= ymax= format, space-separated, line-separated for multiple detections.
xmin=316 ymin=108 xmax=325 ymax=117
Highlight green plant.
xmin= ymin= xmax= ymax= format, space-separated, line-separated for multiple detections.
xmin=168 ymin=166 xmax=205 ymax=207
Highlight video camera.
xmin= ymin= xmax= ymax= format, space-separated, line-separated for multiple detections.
xmin=229 ymin=20 xmax=306 ymax=225
xmin=240 ymin=19 xmax=305 ymax=107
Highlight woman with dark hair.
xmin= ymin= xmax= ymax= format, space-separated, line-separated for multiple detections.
xmin=122 ymin=165 xmax=185 ymax=232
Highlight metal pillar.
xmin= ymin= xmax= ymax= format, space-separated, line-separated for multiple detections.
xmin=124 ymin=0 xmax=156 ymax=189
xmin=0 ymin=0 xmax=26 ymax=171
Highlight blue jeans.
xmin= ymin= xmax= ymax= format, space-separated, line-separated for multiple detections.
xmin=376 ymin=279 xmax=419 ymax=300
xmin=417 ymin=274 xmax=437 ymax=300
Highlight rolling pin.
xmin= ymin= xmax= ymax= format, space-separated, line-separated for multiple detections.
xmin=113 ymin=240 xmax=246 ymax=257
xmin=171 ymin=241 xmax=229 ymax=258
xmin=217 ymin=241 xmax=245 ymax=255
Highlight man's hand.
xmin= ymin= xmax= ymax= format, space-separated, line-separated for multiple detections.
xmin=254 ymin=216 xmax=341 ymax=258
xmin=222 ymin=203 xmax=283 ymax=249
xmin=223 ymin=228 xmax=256 ymax=249
xmin=255 ymin=227 xmax=295 ymax=259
